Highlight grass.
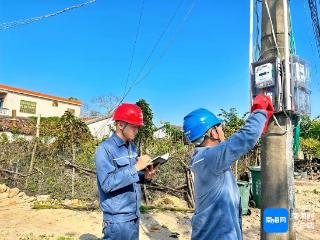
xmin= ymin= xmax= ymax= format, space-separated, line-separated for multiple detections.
xmin=56 ymin=237 xmax=74 ymax=240
xmin=19 ymin=233 xmax=54 ymax=240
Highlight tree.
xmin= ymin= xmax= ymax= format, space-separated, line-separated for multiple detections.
xmin=56 ymin=111 xmax=93 ymax=197
xmin=300 ymin=115 xmax=312 ymax=139
xmin=92 ymin=94 xmax=121 ymax=116
xmin=300 ymin=138 xmax=320 ymax=159
xmin=162 ymin=122 xmax=185 ymax=144
xmin=218 ymin=108 xmax=246 ymax=138
xmin=308 ymin=120 xmax=320 ymax=140
xmin=135 ymin=99 xmax=154 ymax=205
xmin=300 ymin=116 xmax=320 ymax=159
xmin=68 ymin=97 xmax=79 ymax=101
xmin=135 ymin=99 xmax=154 ymax=154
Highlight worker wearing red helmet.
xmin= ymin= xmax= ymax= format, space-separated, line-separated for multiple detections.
xmin=95 ymin=103 xmax=157 ymax=240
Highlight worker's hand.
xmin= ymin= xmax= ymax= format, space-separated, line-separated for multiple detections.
xmin=135 ymin=155 xmax=151 ymax=171
xmin=250 ymin=94 xmax=274 ymax=112
xmin=251 ymin=95 xmax=274 ymax=134
xmin=144 ymin=164 xmax=159 ymax=180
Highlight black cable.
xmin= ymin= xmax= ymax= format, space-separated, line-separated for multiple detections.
xmin=308 ymin=0 xmax=320 ymax=58
xmin=0 ymin=0 xmax=96 ymax=30
xmin=255 ymin=0 xmax=261 ymax=60
xmin=118 ymin=0 xmax=187 ymax=104
xmin=123 ymin=0 xmax=145 ymax=96
xmin=119 ymin=0 xmax=196 ymax=104
xmin=131 ymin=0 xmax=186 ymax=83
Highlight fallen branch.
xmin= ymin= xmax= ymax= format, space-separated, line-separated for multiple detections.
xmin=140 ymin=204 xmax=194 ymax=213
xmin=150 ymin=182 xmax=187 ymax=190
xmin=0 ymin=168 xmax=34 ymax=177
xmin=147 ymin=183 xmax=186 ymax=193
xmin=178 ymin=158 xmax=189 ymax=169
xmin=64 ymin=160 xmax=96 ymax=175
xmin=34 ymin=167 xmax=44 ymax=175
xmin=32 ymin=202 xmax=98 ymax=211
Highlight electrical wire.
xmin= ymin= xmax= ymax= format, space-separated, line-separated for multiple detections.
xmin=118 ymin=0 xmax=186 ymax=106
xmin=118 ymin=0 xmax=197 ymax=105
xmin=0 ymin=0 xmax=96 ymax=30
xmin=128 ymin=0 xmax=186 ymax=91
xmin=272 ymin=114 xmax=291 ymax=134
xmin=263 ymin=0 xmax=294 ymax=132
xmin=254 ymin=0 xmax=261 ymax=61
xmin=95 ymin=0 xmax=196 ymax=135
xmin=123 ymin=0 xmax=145 ymax=96
xmin=263 ymin=0 xmax=281 ymax=58
xmin=288 ymin=8 xmax=296 ymax=55
xmin=307 ymin=0 xmax=320 ymax=58
xmin=305 ymin=0 xmax=320 ymax=90
xmin=263 ymin=0 xmax=284 ymax=112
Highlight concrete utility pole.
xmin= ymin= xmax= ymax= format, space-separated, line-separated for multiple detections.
xmin=260 ymin=0 xmax=296 ymax=239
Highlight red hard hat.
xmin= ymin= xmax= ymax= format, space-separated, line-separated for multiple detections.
xmin=113 ymin=103 xmax=144 ymax=126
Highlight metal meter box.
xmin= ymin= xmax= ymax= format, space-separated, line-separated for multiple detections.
xmin=251 ymin=55 xmax=311 ymax=116
xmin=251 ymin=57 xmax=282 ymax=112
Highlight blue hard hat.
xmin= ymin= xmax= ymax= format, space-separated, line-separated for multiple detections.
xmin=183 ymin=108 xmax=222 ymax=143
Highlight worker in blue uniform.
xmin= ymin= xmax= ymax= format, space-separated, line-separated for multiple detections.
xmin=183 ymin=95 xmax=274 ymax=240
xmin=95 ymin=103 xmax=158 ymax=240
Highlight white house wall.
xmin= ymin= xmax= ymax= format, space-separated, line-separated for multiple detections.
xmin=3 ymin=92 xmax=80 ymax=117
xmin=153 ymin=128 xmax=167 ymax=139
xmin=87 ymin=118 xmax=114 ymax=140
xmin=1 ymin=132 xmax=33 ymax=142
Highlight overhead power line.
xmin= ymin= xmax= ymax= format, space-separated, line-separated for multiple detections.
xmin=308 ymin=0 xmax=320 ymax=57
xmin=127 ymin=0 xmax=186 ymax=92
xmin=119 ymin=0 xmax=197 ymax=104
xmin=123 ymin=0 xmax=146 ymax=97
xmin=0 ymin=0 xmax=96 ymax=31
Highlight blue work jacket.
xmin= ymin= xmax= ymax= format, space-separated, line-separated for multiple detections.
xmin=95 ymin=133 xmax=145 ymax=223
xmin=190 ymin=110 xmax=267 ymax=240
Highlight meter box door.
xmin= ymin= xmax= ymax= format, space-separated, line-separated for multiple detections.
xmin=293 ymin=87 xmax=311 ymax=115
xmin=251 ymin=57 xmax=282 ymax=112
xmin=291 ymin=55 xmax=309 ymax=88
xmin=290 ymin=55 xmax=311 ymax=116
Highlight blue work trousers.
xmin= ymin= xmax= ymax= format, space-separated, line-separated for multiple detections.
xmin=103 ymin=218 xmax=139 ymax=240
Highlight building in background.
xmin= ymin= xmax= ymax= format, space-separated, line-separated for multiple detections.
xmin=83 ymin=116 xmax=114 ymax=140
xmin=0 ymin=84 xmax=81 ymax=118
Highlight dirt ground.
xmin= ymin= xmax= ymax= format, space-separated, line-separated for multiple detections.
xmin=0 ymin=180 xmax=319 ymax=240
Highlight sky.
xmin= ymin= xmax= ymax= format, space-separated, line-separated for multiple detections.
xmin=0 ymin=0 xmax=319 ymax=125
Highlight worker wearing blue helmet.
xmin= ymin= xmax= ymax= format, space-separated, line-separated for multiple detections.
xmin=183 ymin=95 xmax=274 ymax=240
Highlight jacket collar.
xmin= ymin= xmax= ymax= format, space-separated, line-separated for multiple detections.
xmin=111 ymin=133 xmax=128 ymax=147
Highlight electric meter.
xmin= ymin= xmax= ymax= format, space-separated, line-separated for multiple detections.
xmin=251 ymin=57 xmax=282 ymax=112
xmin=255 ymin=63 xmax=275 ymax=88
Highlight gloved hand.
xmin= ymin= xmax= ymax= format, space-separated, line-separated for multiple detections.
xmin=250 ymin=95 xmax=274 ymax=134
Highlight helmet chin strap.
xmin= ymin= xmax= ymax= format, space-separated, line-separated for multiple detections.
xmin=121 ymin=122 xmax=130 ymax=143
